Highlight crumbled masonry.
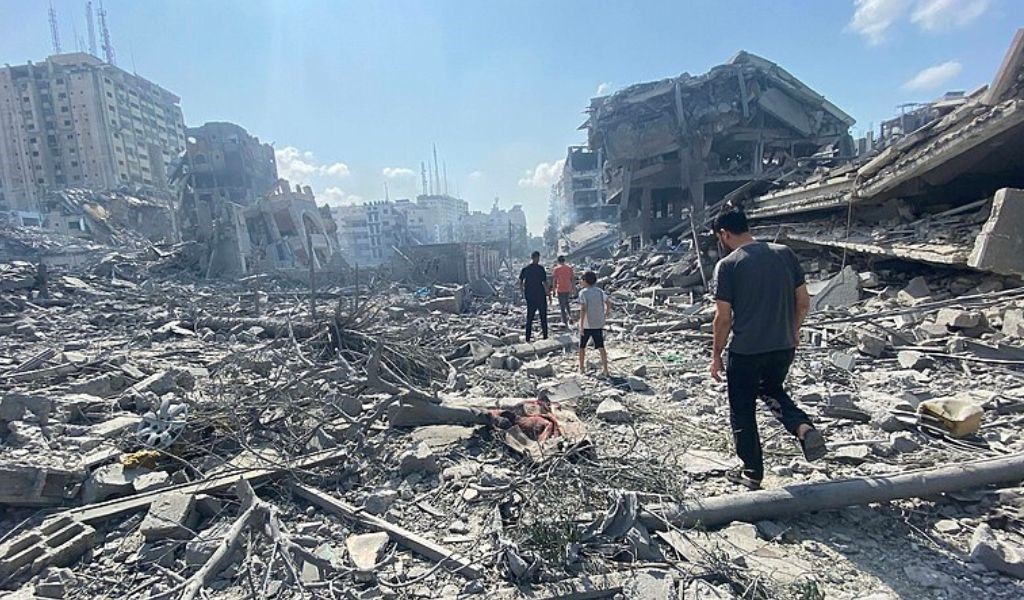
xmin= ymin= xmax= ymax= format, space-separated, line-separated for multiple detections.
xmin=2 ymin=28 xmax=1024 ymax=600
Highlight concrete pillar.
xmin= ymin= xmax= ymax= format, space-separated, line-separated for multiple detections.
xmin=969 ymin=188 xmax=1024 ymax=276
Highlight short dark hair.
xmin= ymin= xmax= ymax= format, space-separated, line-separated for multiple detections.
xmin=531 ymin=251 xmax=541 ymax=259
xmin=557 ymin=255 xmax=566 ymax=263
xmin=714 ymin=210 xmax=749 ymax=235
xmin=582 ymin=271 xmax=597 ymax=285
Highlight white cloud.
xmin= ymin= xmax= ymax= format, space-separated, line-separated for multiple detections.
xmin=319 ymin=186 xmax=363 ymax=206
xmin=467 ymin=170 xmax=484 ymax=180
xmin=595 ymin=82 xmax=613 ymax=96
xmin=274 ymin=146 xmax=350 ymax=184
xmin=911 ymin=0 xmax=989 ymax=31
xmin=518 ymin=159 xmax=565 ymax=188
xmin=903 ymin=60 xmax=962 ymax=91
xmin=382 ymin=167 xmax=416 ymax=179
xmin=848 ymin=0 xmax=911 ymax=45
xmin=323 ymin=162 xmax=351 ymax=178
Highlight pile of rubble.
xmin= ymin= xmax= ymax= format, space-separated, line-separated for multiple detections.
xmin=2 ymin=233 xmax=1024 ymax=600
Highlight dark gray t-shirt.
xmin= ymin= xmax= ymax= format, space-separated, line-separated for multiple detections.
xmin=712 ymin=242 xmax=806 ymax=355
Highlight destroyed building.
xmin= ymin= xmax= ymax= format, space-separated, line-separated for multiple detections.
xmin=556 ymin=145 xmax=612 ymax=229
xmin=584 ymin=51 xmax=855 ymax=249
xmin=0 ymin=53 xmax=186 ymax=213
xmin=174 ymin=122 xmax=338 ymax=277
xmin=332 ymin=200 xmax=410 ymax=267
xmin=744 ymin=30 xmax=1024 ymax=279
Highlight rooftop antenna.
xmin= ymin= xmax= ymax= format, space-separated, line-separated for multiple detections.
xmin=98 ymin=0 xmax=116 ymax=65
xmin=72 ymin=19 xmax=82 ymax=53
xmin=86 ymin=1 xmax=97 ymax=56
xmin=384 ymin=181 xmax=390 ymax=202
xmin=420 ymin=162 xmax=428 ymax=196
xmin=432 ymin=144 xmax=441 ymax=196
xmin=442 ymin=161 xmax=448 ymax=195
xmin=49 ymin=2 xmax=62 ymax=54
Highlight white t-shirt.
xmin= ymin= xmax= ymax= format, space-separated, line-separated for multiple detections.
xmin=579 ymin=286 xmax=607 ymax=329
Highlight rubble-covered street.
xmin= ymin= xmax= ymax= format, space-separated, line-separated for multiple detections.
xmin=3 ymin=4 xmax=1024 ymax=600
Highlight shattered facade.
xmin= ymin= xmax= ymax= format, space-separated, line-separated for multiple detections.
xmin=246 ymin=181 xmax=338 ymax=272
xmin=332 ymin=200 xmax=410 ymax=267
xmin=556 ymin=145 xmax=612 ymax=229
xmin=585 ymin=51 xmax=854 ymax=248
xmin=0 ymin=53 xmax=186 ymax=212
xmin=745 ymin=30 xmax=1024 ymax=278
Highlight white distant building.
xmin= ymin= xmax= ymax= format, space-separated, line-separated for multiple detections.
xmin=0 ymin=53 xmax=186 ymax=212
xmin=413 ymin=193 xmax=468 ymax=243
xmin=331 ymin=200 xmax=409 ymax=266
xmin=459 ymin=201 xmax=528 ymax=251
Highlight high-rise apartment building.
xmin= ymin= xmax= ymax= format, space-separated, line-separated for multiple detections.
xmin=0 ymin=53 xmax=186 ymax=212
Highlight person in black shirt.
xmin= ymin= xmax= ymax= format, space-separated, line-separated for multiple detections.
xmin=519 ymin=251 xmax=550 ymax=342
xmin=710 ymin=209 xmax=826 ymax=490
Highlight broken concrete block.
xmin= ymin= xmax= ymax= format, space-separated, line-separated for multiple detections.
xmin=82 ymin=464 xmax=146 ymax=504
xmin=918 ymin=397 xmax=984 ymax=438
xmin=632 ymin=364 xmax=648 ymax=377
xmin=624 ymin=569 xmax=673 ymax=599
xmin=0 ymin=394 xmax=51 ymax=426
xmin=857 ymin=333 xmax=887 ymax=358
xmin=627 ymin=376 xmax=650 ymax=392
xmin=897 ymin=277 xmax=931 ymax=306
xmin=970 ymin=523 xmax=1024 ymax=578
xmin=5 ymin=421 xmax=45 ymax=446
xmin=915 ymin=321 xmax=950 ymax=340
xmin=185 ymin=521 xmax=234 ymax=566
xmin=505 ymin=356 xmax=523 ymax=371
xmin=810 ymin=266 xmax=860 ymax=312
xmin=1002 ymin=309 xmax=1024 ymax=338
xmin=0 ymin=517 xmax=96 ymax=584
xmin=935 ymin=308 xmax=982 ymax=330
xmin=363 ymin=489 xmax=398 ymax=515
xmin=87 ymin=415 xmax=143 ymax=439
xmin=830 ymin=351 xmax=857 ymax=371
xmin=670 ymin=389 xmax=688 ymax=402
xmin=897 ymin=350 xmax=934 ymax=371
xmin=596 ymin=398 xmax=632 ymax=423
xmin=822 ymin=394 xmax=870 ymax=422
xmin=523 ymin=359 xmax=554 ymax=378
xmin=132 ymin=471 xmax=170 ymax=493
xmin=755 ymin=520 xmax=788 ymax=541
xmin=34 ymin=567 xmax=77 ymax=599
xmin=969 ymin=188 xmax=1024 ymax=277
xmin=487 ymin=353 xmax=507 ymax=369
xmin=934 ymin=519 xmax=962 ymax=534
xmin=889 ymin=432 xmax=921 ymax=454
xmin=399 ymin=442 xmax=439 ymax=477
xmin=141 ymin=492 xmax=196 ymax=541
xmin=835 ymin=445 xmax=871 ymax=463
xmin=858 ymin=271 xmax=880 ymax=288
xmin=346 ymin=532 xmax=389 ymax=581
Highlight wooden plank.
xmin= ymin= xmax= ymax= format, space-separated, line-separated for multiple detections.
xmin=69 ymin=448 xmax=346 ymax=524
xmin=291 ymin=483 xmax=484 ymax=580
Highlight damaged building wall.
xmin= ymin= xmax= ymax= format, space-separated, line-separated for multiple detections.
xmin=584 ymin=50 xmax=855 ymax=249
xmin=556 ymin=145 xmax=613 ymax=230
xmin=391 ymin=242 xmax=500 ymax=285
xmin=743 ymin=29 xmax=1024 ymax=278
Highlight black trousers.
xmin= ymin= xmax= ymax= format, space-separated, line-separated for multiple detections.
xmin=726 ymin=348 xmax=812 ymax=481
xmin=525 ymin=299 xmax=548 ymax=341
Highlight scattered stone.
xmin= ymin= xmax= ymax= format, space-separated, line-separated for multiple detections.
xmin=830 ymin=351 xmax=857 ymax=371
xmin=1003 ymin=309 xmax=1024 ymax=338
xmin=363 ymin=489 xmax=398 ymax=515
xmin=810 ymin=266 xmax=860 ymax=311
xmin=822 ymin=394 xmax=870 ymax=422
xmin=890 ymin=432 xmax=922 ymax=454
xmin=903 ymin=564 xmax=952 ymax=588
xmin=632 ymin=364 xmax=648 ymax=377
xmin=897 ymin=277 xmax=932 ymax=306
xmin=399 ymin=441 xmax=439 ymax=476
xmin=897 ymin=350 xmax=933 ymax=371
xmin=755 ymin=520 xmax=788 ymax=541
xmin=346 ymin=532 xmax=389 ymax=581
xmin=935 ymin=308 xmax=982 ymax=330
xmin=132 ymin=471 xmax=170 ymax=493
xmin=934 ymin=519 xmax=962 ymax=534
xmin=34 ymin=567 xmax=77 ymax=599
xmin=505 ymin=356 xmax=523 ymax=371
xmin=857 ymin=333 xmax=887 ymax=357
xmin=81 ymin=464 xmax=146 ymax=503
xmin=596 ymin=398 xmax=632 ymax=423
xmin=835 ymin=445 xmax=871 ymax=463
xmin=670 ymin=389 xmax=688 ymax=402
xmin=970 ymin=524 xmax=1024 ymax=578
xmin=523 ymin=359 xmax=554 ymax=378
xmin=626 ymin=376 xmax=650 ymax=392
xmin=140 ymin=492 xmax=196 ymax=541
xmin=624 ymin=568 xmax=673 ymax=599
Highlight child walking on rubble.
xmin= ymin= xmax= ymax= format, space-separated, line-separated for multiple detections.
xmin=578 ymin=271 xmax=611 ymax=377
xmin=709 ymin=209 xmax=827 ymax=490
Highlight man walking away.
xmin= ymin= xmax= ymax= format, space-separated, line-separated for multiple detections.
xmin=578 ymin=271 xmax=611 ymax=376
xmin=709 ymin=209 xmax=826 ymax=490
xmin=551 ymin=256 xmax=576 ymax=327
xmin=519 ymin=251 xmax=549 ymax=342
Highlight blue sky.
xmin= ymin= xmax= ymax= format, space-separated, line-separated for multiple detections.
xmin=2 ymin=1 xmax=1021 ymax=233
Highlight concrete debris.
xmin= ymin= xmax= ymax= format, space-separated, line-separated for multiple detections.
xmin=970 ymin=524 xmax=1024 ymax=579
xmin=0 ymin=27 xmax=1024 ymax=600
xmin=596 ymin=398 xmax=632 ymax=423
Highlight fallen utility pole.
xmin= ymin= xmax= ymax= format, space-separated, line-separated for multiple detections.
xmin=641 ymin=453 xmax=1024 ymax=530
xmin=291 ymin=483 xmax=484 ymax=580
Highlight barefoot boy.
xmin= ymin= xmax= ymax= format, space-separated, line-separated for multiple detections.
xmin=578 ymin=271 xmax=611 ymax=376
